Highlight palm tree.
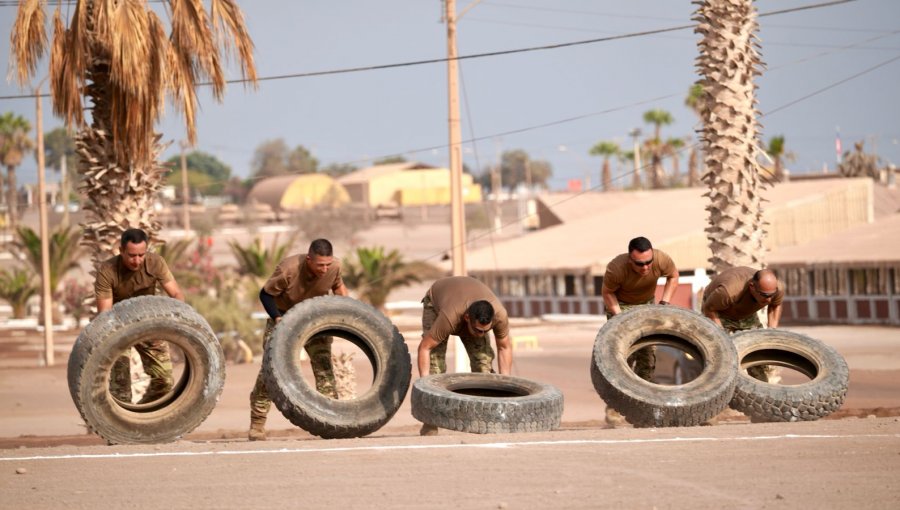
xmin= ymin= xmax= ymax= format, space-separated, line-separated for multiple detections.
xmin=666 ymin=137 xmax=686 ymax=185
xmin=0 ymin=113 xmax=34 ymax=230
xmin=588 ymin=141 xmax=620 ymax=192
xmin=765 ymin=136 xmax=794 ymax=182
xmin=44 ymin=127 xmax=77 ymax=227
xmin=642 ymin=109 xmax=675 ymax=189
xmin=11 ymin=0 xmax=258 ymax=271
xmin=684 ymin=83 xmax=705 ymax=187
xmin=0 ymin=268 xmax=38 ymax=319
xmin=229 ymin=235 xmax=296 ymax=282
xmin=342 ymin=246 xmax=442 ymax=311
xmin=13 ymin=225 xmax=85 ymax=322
xmin=695 ymin=0 xmax=767 ymax=271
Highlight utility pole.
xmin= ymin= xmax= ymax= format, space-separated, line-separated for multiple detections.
xmin=59 ymin=153 xmax=69 ymax=228
xmin=445 ymin=0 xmax=466 ymax=276
xmin=35 ymin=82 xmax=54 ymax=366
xmin=180 ymin=141 xmax=191 ymax=232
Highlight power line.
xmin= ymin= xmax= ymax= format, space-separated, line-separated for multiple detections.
xmin=0 ymin=0 xmax=865 ymax=100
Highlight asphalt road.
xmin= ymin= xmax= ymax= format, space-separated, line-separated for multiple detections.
xmin=1 ymin=418 xmax=899 ymax=509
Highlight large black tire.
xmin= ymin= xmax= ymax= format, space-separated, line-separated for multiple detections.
xmin=591 ymin=305 xmax=738 ymax=427
xmin=67 ymin=296 xmax=225 ymax=444
xmin=729 ymin=329 xmax=849 ymax=422
xmin=411 ymin=373 xmax=564 ymax=434
xmin=263 ymin=296 xmax=411 ymax=439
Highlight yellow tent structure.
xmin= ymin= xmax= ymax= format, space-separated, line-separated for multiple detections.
xmin=247 ymin=174 xmax=350 ymax=211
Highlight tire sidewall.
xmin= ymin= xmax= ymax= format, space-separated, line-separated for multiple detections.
xmin=264 ymin=296 xmax=411 ymax=438
xmin=70 ymin=296 xmax=224 ymax=444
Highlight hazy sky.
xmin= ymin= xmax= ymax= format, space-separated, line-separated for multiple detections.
xmin=1 ymin=0 xmax=898 ymax=191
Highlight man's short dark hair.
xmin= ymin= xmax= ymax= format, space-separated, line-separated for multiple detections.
xmin=121 ymin=228 xmax=149 ymax=247
xmin=628 ymin=236 xmax=652 ymax=253
xmin=308 ymin=238 xmax=333 ymax=257
xmin=466 ymin=300 xmax=495 ymax=324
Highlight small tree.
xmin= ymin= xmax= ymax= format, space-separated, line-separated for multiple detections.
xmin=59 ymin=278 xmax=92 ymax=326
xmin=13 ymin=225 xmax=85 ymax=322
xmin=588 ymin=141 xmax=620 ymax=192
xmin=229 ymin=235 xmax=296 ymax=283
xmin=342 ymin=246 xmax=442 ymax=311
xmin=0 ymin=268 xmax=37 ymax=319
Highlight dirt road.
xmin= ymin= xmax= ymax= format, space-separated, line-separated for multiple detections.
xmin=1 ymin=322 xmax=899 ymax=508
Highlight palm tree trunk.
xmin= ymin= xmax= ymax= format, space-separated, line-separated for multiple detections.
xmin=6 ymin=166 xmax=17 ymax=230
xmin=687 ymin=147 xmax=698 ymax=187
xmin=696 ymin=0 xmax=767 ymax=271
xmin=602 ymin=159 xmax=612 ymax=192
xmin=77 ymin=46 xmax=167 ymax=271
xmin=652 ymin=154 xmax=664 ymax=189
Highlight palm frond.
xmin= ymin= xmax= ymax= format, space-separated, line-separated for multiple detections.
xmin=9 ymin=0 xmax=46 ymax=86
xmin=171 ymin=0 xmax=225 ymax=100
xmin=210 ymin=0 xmax=258 ymax=86
xmin=50 ymin=9 xmax=83 ymax=127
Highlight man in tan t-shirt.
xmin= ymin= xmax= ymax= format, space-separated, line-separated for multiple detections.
xmin=417 ymin=275 xmax=513 ymax=435
xmin=249 ymin=238 xmax=348 ymax=441
xmin=601 ymin=236 xmax=679 ymax=426
xmin=95 ymin=228 xmax=185 ymax=404
xmin=702 ymin=266 xmax=784 ymax=382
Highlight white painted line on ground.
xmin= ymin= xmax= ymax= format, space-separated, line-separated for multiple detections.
xmin=2 ymin=433 xmax=899 ymax=463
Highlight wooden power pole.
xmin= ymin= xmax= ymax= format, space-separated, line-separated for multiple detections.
xmin=35 ymin=83 xmax=54 ymax=366
xmin=445 ymin=0 xmax=466 ymax=276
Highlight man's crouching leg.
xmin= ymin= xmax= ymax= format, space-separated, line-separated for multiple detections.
xmin=306 ymin=335 xmax=337 ymax=399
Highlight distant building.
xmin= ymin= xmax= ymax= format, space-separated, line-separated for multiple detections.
xmin=247 ymin=174 xmax=350 ymax=213
xmin=459 ymin=178 xmax=899 ymax=324
xmin=338 ymin=162 xmax=483 ymax=208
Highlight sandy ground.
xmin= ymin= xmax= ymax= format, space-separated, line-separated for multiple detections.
xmin=1 ymin=320 xmax=899 ymax=508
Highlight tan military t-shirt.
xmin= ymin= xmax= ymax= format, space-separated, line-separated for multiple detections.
xmin=427 ymin=276 xmax=510 ymax=343
xmin=94 ymin=252 xmax=174 ymax=304
xmin=702 ymin=266 xmax=785 ymax=320
xmin=601 ymin=249 xmax=677 ymax=305
xmin=263 ymin=254 xmax=344 ymax=313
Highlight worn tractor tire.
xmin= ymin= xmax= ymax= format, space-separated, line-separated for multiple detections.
xmin=67 ymin=296 xmax=225 ymax=444
xmin=729 ymin=329 xmax=849 ymax=422
xmin=591 ymin=305 xmax=738 ymax=427
xmin=412 ymin=373 xmax=563 ymax=433
xmin=263 ymin=296 xmax=411 ymax=439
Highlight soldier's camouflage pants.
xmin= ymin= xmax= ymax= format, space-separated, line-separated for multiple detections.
xmin=606 ymin=300 xmax=656 ymax=382
xmin=109 ymin=340 xmax=173 ymax=404
xmin=721 ymin=313 xmax=771 ymax=383
xmin=422 ymin=295 xmax=495 ymax=374
xmin=250 ymin=319 xmax=337 ymax=422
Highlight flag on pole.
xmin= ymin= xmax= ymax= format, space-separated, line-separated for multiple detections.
xmin=835 ymin=127 xmax=843 ymax=164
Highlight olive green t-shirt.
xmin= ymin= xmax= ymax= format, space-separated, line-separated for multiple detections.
xmin=601 ymin=249 xmax=677 ymax=305
xmin=262 ymin=254 xmax=344 ymax=313
xmin=426 ymin=276 xmax=510 ymax=343
xmin=702 ymin=266 xmax=785 ymax=320
xmin=94 ymin=252 xmax=174 ymax=304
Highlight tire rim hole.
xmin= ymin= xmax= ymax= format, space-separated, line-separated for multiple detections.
xmin=109 ymin=340 xmax=190 ymax=412
xmin=295 ymin=333 xmax=377 ymax=401
xmin=742 ymin=348 xmax=819 ymax=384
xmin=630 ymin=334 xmax=706 ymax=386
xmin=449 ymin=387 xmax=530 ymax=398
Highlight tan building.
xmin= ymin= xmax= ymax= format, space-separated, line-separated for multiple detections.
xmin=769 ymin=213 xmax=900 ymax=325
xmin=247 ymin=174 xmax=350 ymax=212
xmin=338 ymin=162 xmax=483 ymax=208
xmin=460 ymin=178 xmax=893 ymax=322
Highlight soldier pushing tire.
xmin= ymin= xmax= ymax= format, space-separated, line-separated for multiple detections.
xmin=67 ymin=296 xmax=225 ymax=445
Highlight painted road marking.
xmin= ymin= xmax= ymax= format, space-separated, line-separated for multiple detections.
xmin=2 ymin=433 xmax=899 ymax=462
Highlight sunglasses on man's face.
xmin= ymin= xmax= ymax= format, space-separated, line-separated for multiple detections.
xmin=630 ymin=258 xmax=653 ymax=267
xmin=753 ymin=284 xmax=777 ymax=299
